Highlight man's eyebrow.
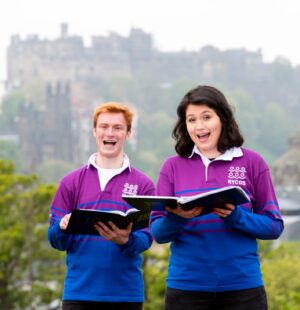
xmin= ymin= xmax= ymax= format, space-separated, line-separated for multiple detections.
xmin=97 ymin=122 xmax=125 ymax=127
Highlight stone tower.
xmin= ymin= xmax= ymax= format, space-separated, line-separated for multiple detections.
xmin=43 ymin=81 xmax=74 ymax=162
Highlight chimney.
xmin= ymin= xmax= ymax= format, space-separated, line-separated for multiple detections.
xmin=61 ymin=23 xmax=68 ymax=38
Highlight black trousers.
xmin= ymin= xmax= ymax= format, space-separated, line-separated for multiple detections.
xmin=165 ymin=286 xmax=268 ymax=310
xmin=62 ymin=301 xmax=143 ymax=310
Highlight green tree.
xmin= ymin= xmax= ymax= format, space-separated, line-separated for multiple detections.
xmin=36 ymin=159 xmax=77 ymax=184
xmin=227 ymin=89 xmax=260 ymax=150
xmin=143 ymin=244 xmax=169 ymax=310
xmin=0 ymin=91 xmax=25 ymax=133
xmin=0 ymin=159 xmax=64 ymax=310
xmin=132 ymin=111 xmax=174 ymax=180
xmin=0 ymin=141 xmax=22 ymax=171
xmin=257 ymin=101 xmax=292 ymax=159
xmin=262 ymin=241 xmax=300 ymax=310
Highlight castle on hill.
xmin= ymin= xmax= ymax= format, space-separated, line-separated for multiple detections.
xmin=7 ymin=23 xmax=263 ymax=170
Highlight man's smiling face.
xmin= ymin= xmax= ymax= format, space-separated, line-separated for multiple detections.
xmin=93 ymin=112 xmax=130 ymax=159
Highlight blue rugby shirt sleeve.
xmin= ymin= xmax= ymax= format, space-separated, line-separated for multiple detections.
xmin=224 ymin=169 xmax=284 ymax=240
xmin=48 ymin=182 xmax=74 ymax=251
xmin=150 ymin=212 xmax=189 ymax=243
xmin=120 ymin=229 xmax=152 ymax=256
xmin=150 ymin=164 xmax=189 ymax=243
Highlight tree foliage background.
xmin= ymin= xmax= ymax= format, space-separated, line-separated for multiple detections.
xmin=0 ymin=160 xmax=300 ymax=309
xmin=0 ymin=160 xmax=64 ymax=310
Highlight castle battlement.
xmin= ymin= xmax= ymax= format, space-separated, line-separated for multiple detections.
xmin=6 ymin=24 xmax=155 ymax=93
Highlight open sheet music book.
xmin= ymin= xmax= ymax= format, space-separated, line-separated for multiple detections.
xmin=65 ymin=208 xmax=150 ymax=235
xmin=122 ymin=186 xmax=250 ymax=216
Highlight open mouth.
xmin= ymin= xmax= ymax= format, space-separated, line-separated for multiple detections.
xmin=197 ymin=133 xmax=210 ymax=140
xmin=103 ymin=140 xmax=117 ymax=146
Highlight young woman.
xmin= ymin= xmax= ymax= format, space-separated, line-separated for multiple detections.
xmin=150 ymin=85 xmax=283 ymax=310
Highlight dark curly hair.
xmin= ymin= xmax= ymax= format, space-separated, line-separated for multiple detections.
xmin=172 ymin=85 xmax=244 ymax=157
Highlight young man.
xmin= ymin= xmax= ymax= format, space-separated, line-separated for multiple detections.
xmin=48 ymin=102 xmax=155 ymax=310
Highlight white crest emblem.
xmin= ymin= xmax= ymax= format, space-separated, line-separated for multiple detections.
xmin=122 ymin=183 xmax=138 ymax=196
xmin=227 ymin=166 xmax=247 ymax=186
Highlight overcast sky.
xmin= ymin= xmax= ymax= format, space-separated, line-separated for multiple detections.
xmin=0 ymin=0 xmax=299 ymax=84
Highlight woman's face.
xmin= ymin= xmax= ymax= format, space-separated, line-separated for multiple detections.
xmin=185 ymin=104 xmax=222 ymax=158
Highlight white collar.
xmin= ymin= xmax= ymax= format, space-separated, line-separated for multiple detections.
xmin=87 ymin=153 xmax=131 ymax=171
xmin=189 ymin=145 xmax=243 ymax=163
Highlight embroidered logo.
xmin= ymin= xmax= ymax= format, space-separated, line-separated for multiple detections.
xmin=227 ymin=166 xmax=247 ymax=186
xmin=122 ymin=183 xmax=138 ymax=196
